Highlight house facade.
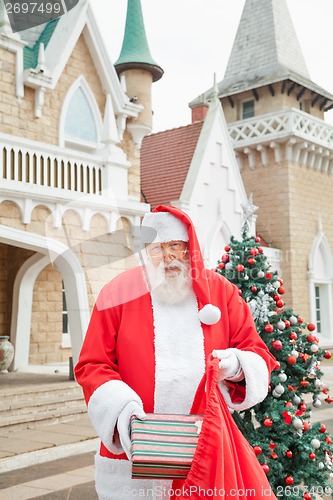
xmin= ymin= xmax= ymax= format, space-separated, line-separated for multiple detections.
xmin=0 ymin=0 xmax=162 ymax=371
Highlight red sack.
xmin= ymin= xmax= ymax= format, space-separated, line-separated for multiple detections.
xmin=171 ymin=357 xmax=276 ymax=499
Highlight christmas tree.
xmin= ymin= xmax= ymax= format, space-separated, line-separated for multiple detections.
xmin=215 ymin=197 xmax=333 ymax=499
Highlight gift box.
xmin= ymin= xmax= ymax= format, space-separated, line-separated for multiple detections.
xmin=131 ymin=413 xmax=203 ymax=479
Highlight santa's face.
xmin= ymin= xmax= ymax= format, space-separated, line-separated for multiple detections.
xmin=144 ymin=241 xmax=192 ymax=304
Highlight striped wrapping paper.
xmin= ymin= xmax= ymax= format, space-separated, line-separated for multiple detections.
xmin=131 ymin=413 xmax=203 ymax=479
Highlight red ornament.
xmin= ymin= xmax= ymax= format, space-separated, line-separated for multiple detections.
xmin=298 ymin=402 xmax=307 ymax=411
xmin=263 ymin=417 xmax=273 ymax=428
xmin=300 ymin=380 xmax=309 ymax=387
xmin=306 ymin=335 xmax=315 ymax=343
xmin=289 ymin=332 xmax=298 ymax=340
xmin=224 ymin=245 xmax=231 ymax=252
xmin=272 ymin=340 xmax=283 ymax=350
xmin=278 ymin=278 xmax=284 ymax=285
xmin=282 ymin=411 xmax=292 ymax=424
xmin=324 ymin=351 xmax=332 ymax=359
xmin=264 ymin=323 xmax=274 ymax=333
xmin=273 ymin=294 xmax=280 ymax=301
xmin=238 ymin=289 xmax=242 ymax=295
xmin=325 ymin=436 xmax=332 ymax=444
xmin=298 ymin=316 xmax=304 ymax=323
xmin=251 ymin=286 xmax=257 ymax=292
xmin=322 ymin=388 xmax=329 ymax=394
xmin=255 ymin=236 xmax=261 ymax=242
xmin=258 ymin=247 xmax=263 ymax=253
xmin=261 ymin=464 xmax=270 ymax=474
xmin=303 ymin=421 xmax=310 ymax=431
xmin=222 ymin=254 xmax=229 ymax=263
xmin=276 ymin=299 xmax=285 ymax=308
xmin=248 ymin=257 xmax=256 ymax=265
xmin=253 ymin=446 xmax=262 ymax=455
xmin=309 ymin=452 xmax=316 ymax=460
xmin=269 ymin=443 xmax=278 ymax=449
xmin=278 ymin=286 xmax=285 ymax=295
xmin=319 ymin=424 xmax=327 ymax=433
xmin=285 ymin=402 xmax=293 ymax=407
xmin=325 ymin=396 xmax=333 ymax=404
xmin=284 ymin=320 xmax=291 ymax=328
xmin=266 ymin=273 xmax=273 ymax=279
xmin=307 ymin=323 xmax=316 ymax=332
xmin=285 ymin=476 xmax=294 ymax=485
xmin=250 ymin=248 xmax=258 ymax=256
xmin=218 ymin=263 xmax=225 ymax=269
xmin=236 ymin=264 xmax=245 ymax=272
xmin=287 ymin=355 xmax=297 ymax=365
xmin=303 ymin=494 xmax=312 ymax=500
xmin=286 ymin=450 xmax=293 ymax=458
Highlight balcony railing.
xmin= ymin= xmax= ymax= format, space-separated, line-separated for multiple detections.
xmin=0 ymin=133 xmax=104 ymax=196
xmin=228 ymin=108 xmax=333 ymax=150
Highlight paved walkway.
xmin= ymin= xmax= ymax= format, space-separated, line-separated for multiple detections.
xmin=0 ymin=360 xmax=332 ymax=498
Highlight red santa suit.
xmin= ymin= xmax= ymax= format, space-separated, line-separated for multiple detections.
xmin=75 ymin=205 xmax=278 ymax=500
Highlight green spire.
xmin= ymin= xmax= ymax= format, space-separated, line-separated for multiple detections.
xmin=114 ymin=0 xmax=163 ymax=82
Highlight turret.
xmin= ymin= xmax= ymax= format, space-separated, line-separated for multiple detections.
xmin=115 ymin=0 xmax=163 ymax=144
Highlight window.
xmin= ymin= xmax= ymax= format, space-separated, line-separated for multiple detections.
xmin=62 ymin=281 xmax=71 ymax=348
xmin=315 ymin=286 xmax=321 ymax=334
xmin=65 ymin=87 xmax=97 ymax=143
xmin=242 ymin=100 xmax=255 ymax=119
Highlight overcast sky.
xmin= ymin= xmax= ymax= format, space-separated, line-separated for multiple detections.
xmin=90 ymin=0 xmax=333 ymax=133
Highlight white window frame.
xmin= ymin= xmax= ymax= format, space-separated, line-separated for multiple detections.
xmin=308 ymin=229 xmax=333 ymax=346
xmin=59 ymin=75 xmax=103 ymax=153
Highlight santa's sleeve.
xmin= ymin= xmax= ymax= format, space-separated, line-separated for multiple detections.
xmin=74 ymin=286 xmax=143 ymax=455
xmin=218 ymin=281 xmax=279 ymax=411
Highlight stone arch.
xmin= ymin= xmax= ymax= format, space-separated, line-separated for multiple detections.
xmin=0 ymin=224 xmax=90 ymax=370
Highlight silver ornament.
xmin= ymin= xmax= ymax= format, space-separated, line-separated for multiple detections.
xmin=311 ymin=344 xmax=319 ymax=353
xmin=313 ymin=399 xmax=322 ymax=408
xmin=289 ymin=315 xmax=297 ymax=325
xmin=311 ymin=439 xmax=321 ymax=449
xmin=293 ymin=395 xmax=301 ymax=405
xmin=277 ymin=320 xmax=286 ymax=330
xmin=292 ymin=418 xmax=303 ymax=429
xmin=274 ymin=383 xmax=285 ymax=395
xmin=278 ymin=372 xmax=287 ymax=382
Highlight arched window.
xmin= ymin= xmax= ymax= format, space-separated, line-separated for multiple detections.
xmin=308 ymin=229 xmax=333 ymax=345
xmin=65 ymin=87 xmax=97 ymax=143
xmin=59 ymin=76 xmax=103 ymax=152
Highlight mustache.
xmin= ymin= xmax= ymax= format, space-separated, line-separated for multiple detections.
xmin=163 ymin=260 xmax=187 ymax=270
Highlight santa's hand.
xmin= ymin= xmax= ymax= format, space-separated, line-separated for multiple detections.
xmin=117 ymin=401 xmax=146 ymax=460
xmin=212 ymin=349 xmax=244 ymax=382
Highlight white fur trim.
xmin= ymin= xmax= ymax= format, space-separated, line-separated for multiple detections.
xmin=218 ymin=349 xmax=269 ymax=411
xmin=88 ymin=380 xmax=143 ymax=455
xmin=151 ymin=291 xmax=205 ymax=413
xmin=95 ymin=454 xmax=172 ymax=499
xmin=142 ymin=212 xmax=188 ymax=243
xmin=198 ymin=304 xmax=221 ymax=325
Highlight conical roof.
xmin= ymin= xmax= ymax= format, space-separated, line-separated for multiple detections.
xmin=114 ymin=0 xmax=163 ymax=82
xmin=190 ymin=0 xmax=333 ymax=107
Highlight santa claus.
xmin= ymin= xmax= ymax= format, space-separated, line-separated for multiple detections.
xmin=75 ymin=205 xmax=278 ymax=499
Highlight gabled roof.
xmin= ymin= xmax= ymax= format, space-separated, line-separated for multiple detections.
xmin=190 ymin=0 xmax=333 ymax=108
xmin=20 ymin=0 xmax=142 ymax=118
xmin=140 ymin=122 xmax=204 ymax=208
xmin=23 ymin=18 xmax=59 ymax=69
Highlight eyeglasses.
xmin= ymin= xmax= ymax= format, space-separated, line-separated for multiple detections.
xmin=146 ymin=241 xmax=188 ymax=260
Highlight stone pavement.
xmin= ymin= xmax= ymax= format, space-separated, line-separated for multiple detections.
xmin=0 ymin=360 xmax=332 ymax=499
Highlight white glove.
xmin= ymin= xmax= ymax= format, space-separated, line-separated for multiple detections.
xmin=117 ymin=401 xmax=146 ymax=460
xmin=212 ymin=349 xmax=244 ymax=382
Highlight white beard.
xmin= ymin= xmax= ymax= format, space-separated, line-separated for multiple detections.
xmin=144 ymin=259 xmax=193 ymax=305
